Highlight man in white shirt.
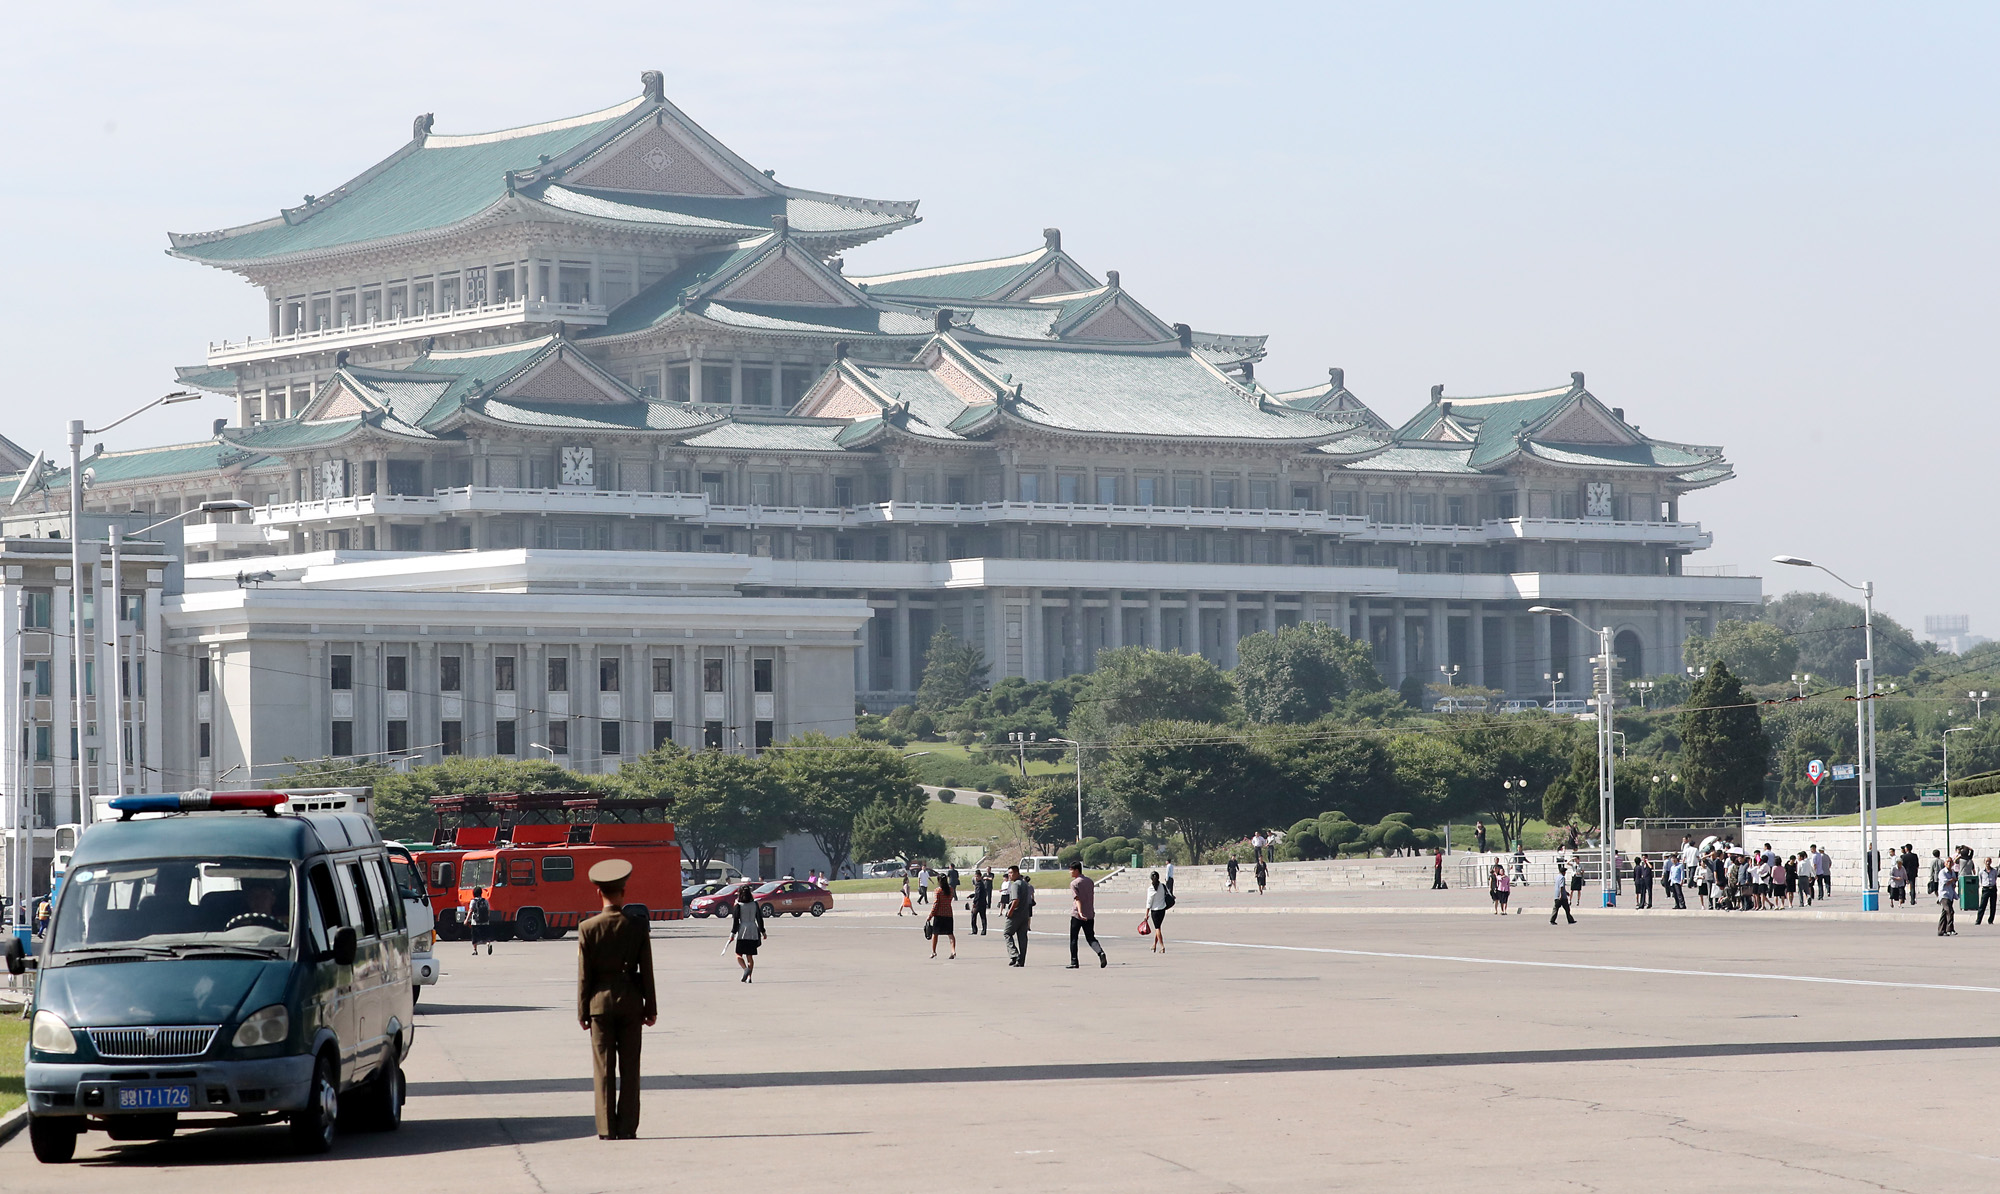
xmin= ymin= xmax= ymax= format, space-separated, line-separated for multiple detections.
xmin=1979 ymin=859 xmax=1998 ymax=926
xmin=917 ymin=865 xmax=932 ymax=905
xmin=1251 ymin=832 xmax=1267 ymax=863
xmin=1164 ymin=860 xmax=1177 ymax=896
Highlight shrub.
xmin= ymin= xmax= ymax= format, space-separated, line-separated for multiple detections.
xmin=1057 ymin=843 xmax=1084 ymax=867
xmin=1381 ymin=821 xmax=1414 ymax=852
xmin=1338 ymin=839 xmax=1371 ymax=856
xmin=977 ymin=794 xmax=994 ymax=809
xmin=1285 ymin=829 xmax=1328 ymax=860
xmin=937 ymin=789 xmax=957 ymax=804
xmin=1318 ymin=817 xmax=1361 ymax=848
xmin=1082 ymin=842 xmax=1110 ymax=867
xmin=1411 ymin=828 xmax=1439 ymax=851
xmin=1381 ymin=811 xmax=1415 ymax=825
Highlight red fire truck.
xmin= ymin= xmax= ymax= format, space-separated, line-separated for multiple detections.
xmin=422 ymin=793 xmax=682 ymax=941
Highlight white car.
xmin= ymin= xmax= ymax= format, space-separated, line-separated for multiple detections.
xmin=1020 ymin=855 xmax=1065 ymax=873
xmin=1498 ymin=699 xmax=1541 ymax=714
xmin=863 ymin=860 xmax=908 ymax=879
xmin=1432 ymin=695 xmax=1488 ymax=714
xmin=1548 ymin=698 xmax=1593 ymax=717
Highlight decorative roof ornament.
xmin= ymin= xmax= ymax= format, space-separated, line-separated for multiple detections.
xmin=933 ymin=309 xmax=954 ymax=333
xmin=334 ymin=349 xmax=350 ymax=368
xmin=411 ymin=113 xmax=434 ymax=141
xmin=1106 ymin=270 xmax=1120 ymax=289
xmin=772 ymin=214 xmax=789 ymax=238
xmin=641 ymin=70 xmax=665 ymax=104
xmin=1043 ymin=227 xmax=1061 ymax=252
xmin=834 ymin=340 xmax=850 ymax=361
xmin=1329 ymin=367 xmax=1344 ymax=390
xmin=1173 ymin=323 xmax=1192 ymax=350
xmin=1430 ymin=384 xmax=1444 ymax=402
xmin=1571 ymin=371 xmax=1586 ymax=389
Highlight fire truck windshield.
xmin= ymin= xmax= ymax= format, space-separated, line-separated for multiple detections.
xmin=460 ymin=857 xmax=495 ymax=890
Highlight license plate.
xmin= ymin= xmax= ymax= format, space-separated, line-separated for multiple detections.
xmin=117 ymin=1086 xmax=192 ymax=1110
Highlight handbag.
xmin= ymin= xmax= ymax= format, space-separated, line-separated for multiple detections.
xmin=923 ymin=920 xmax=934 ymax=938
xmin=1137 ymin=915 xmax=1152 ymax=936
xmin=1163 ymin=888 xmax=1176 ymax=910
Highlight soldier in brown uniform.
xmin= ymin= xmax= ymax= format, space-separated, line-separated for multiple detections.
xmin=576 ymin=858 xmax=658 ymax=1139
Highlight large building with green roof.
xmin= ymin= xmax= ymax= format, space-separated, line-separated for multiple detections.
xmin=26 ymin=71 xmax=1757 ymax=788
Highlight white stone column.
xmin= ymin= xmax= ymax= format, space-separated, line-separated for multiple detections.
xmin=1028 ymin=590 xmax=1045 ymax=681
xmin=1147 ymin=591 xmax=1163 ymax=650
xmin=1468 ymin=602 xmax=1486 ymax=688
xmin=1106 ymin=590 xmax=1124 ymax=650
xmin=1391 ymin=600 xmax=1408 ymax=687
xmin=894 ymin=593 xmax=913 ymax=695
xmin=1533 ymin=613 xmax=1553 ymax=696
xmin=1429 ymin=598 xmax=1448 ymax=687
xmin=1224 ymin=593 xmax=1241 ymax=668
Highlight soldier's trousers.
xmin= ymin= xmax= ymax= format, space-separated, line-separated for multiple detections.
xmin=590 ymin=1013 xmax=644 ymax=1138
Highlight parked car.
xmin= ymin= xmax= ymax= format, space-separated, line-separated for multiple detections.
xmin=683 ymin=880 xmax=731 ymax=903
xmin=862 ymin=860 xmax=907 ymax=879
xmin=1431 ymin=695 xmax=1488 ymax=714
xmin=688 ymin=880 xmax=760 ymax=918
xmin=1498 ymin=699 xmax=1541 ymax=714
xmin=753 ymin=880 xmax=833 ymax=918
xmin=1020 ymin=855 xmax=1065 ymax=873
xmin=1548 ymin=698 xmax=1593 ymax=717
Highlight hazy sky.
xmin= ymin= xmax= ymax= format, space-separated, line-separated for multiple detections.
xmin=3 ymin=2 xmax=1993 ymax=634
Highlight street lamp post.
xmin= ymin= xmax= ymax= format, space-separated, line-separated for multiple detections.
xmin=529 ymin=742 xmax=557 ymax=761
xmin=1008 ymin=730 xmax=1037 ymax=779
xmin=100 ymin=500 xmax=253 ymax=799
xmin=1051 ymin=737 xmax=1084 ymax=842
xmin=1532 ymin=606 xmax=1615 ymax=906
xmin=1774 ymin=555 xmax=1879 ymax=909
xmin=1439 ymin=664 xmax=1459 ymax=687
xmin=67 ymin=392 xmax=203 ymax=824
xmin=1791 ymin=673 xmax=1812 ymax=699
xmin=1629 ymin=680 xmax=1654 ymax=710
xmin=1944 ymin=726 xmax=1974 ymax=864
xmin=1544 ymin=671 xmax=1564 ymax=708
xmin=1969 ymin=691 xmax=1990 ymax=720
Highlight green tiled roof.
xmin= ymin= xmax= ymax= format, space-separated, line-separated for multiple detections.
xmin=960 ymin=341 xmax=1348 ymax=442
xmin=226 ymin=417 xmax=366 ymax=450
xmin=1520 ymin=441 xmax=1712 ymax=469
xmin=1390 ymin=378 xmax=1725 ymax=475
xmin=678 ymin=422 xmax=849 ymax=452
xmin=471 ymin=397 xmax=724 ymax=432
xmin=852 ymin=249 xmax=1051 ymax=300
xmin=590 ymin=242 xmax=768 ymax=336
xmin=60 ymin=440 xmax=276 ymax=486
xmin=699 ymin=303 xmax=933 ymax=336
xmin=956 ymin=306 xmax=1060 ymax=339
xmin=849 ymin=364 xmax=974 ymax=441
xmin=1337 ymin=443 xmax=1477 ymax=473
xmin=174 ymin=365 xmax=239 ymax=393
xmin=540 ymin=187 xmax=909 ymax=237
xmin=171 ymin=110 xmax=636 ymax=264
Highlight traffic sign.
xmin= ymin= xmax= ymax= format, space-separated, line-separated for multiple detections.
xmin=1743 ymin=808 xmax=1767 ymax=825
xmin=1807 ymin=759 xmax=1824 ymax=785
xmin=1921 ymin=787 xmax=1946 ymax=807
xmin=1832 ymin=764 xmax=1857 ymax=781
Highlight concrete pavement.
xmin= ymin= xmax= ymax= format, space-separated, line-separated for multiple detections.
xmin=5 ymin=891 xmax=1995 ymax=1190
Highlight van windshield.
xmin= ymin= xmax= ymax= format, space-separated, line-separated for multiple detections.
xmin=51 ymin=858 xmax=294 ymax=954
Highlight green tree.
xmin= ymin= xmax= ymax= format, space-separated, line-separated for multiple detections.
xmin=766 ymin=733 xmax=922 ymax=878
xmin=1009 ymin=779 xmax=1065 ymax=849
xmin=1677 ymin=660 xmax=1771 ymax=816
xmin=1235 ymin=621 xmax=1382 ymax=725
xmin=916 ymin=629 xmax=989 ymax=711
xmin=1683 ymin=619 xmax=1797 ymax=684
xmin=1066 ymin=648 xmax=1236 ymax=744
xmin=280 ymin=754 xmax=592 ymax=842
xmin=1257 ymin=722 xmax=1402 ymax=824
xmin=1445 ymin=717 xmax=1580 ymax=840
xmin=1096 ymin=721 xmax=1267 ymax=861
xmin=614 ymin=746 xmax=787 ymax=878
xmin=1764 ymin=592 xmax=1927 ymax=677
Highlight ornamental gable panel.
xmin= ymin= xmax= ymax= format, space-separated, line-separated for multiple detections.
xmin=1539 ymin=404 xmax=1623 ymax=444
xmin=319 ymin=386 xmax=370 ymax=419
xmin=1069 ymin=304 xmax=1154 ymax=342
xmin=501 ymin=356 xmax=628 ymax=405
xmin=566 ymin=124 xmax=753 ymax=198
xmin=1021 ymin=267 xmax=1084 ymax=298
xmin=811 ymin=378 xmax=880 ymax=420
xmin=932 ymin=355 xmax=992 ymax=404
xmin=716 ymin=255 xmax=849 ymax=307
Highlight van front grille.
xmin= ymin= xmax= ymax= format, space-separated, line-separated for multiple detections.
xmin=86 ymin=1025 xmax=218 ymax=1058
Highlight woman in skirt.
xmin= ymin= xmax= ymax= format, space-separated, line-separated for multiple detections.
xmin=927 ymin=870 xmax=956 ymax=959
xmin=731 ymin=890 xmax=767 ymax=982
xmin=1144 ymin=870 xmax=1170 ymax=953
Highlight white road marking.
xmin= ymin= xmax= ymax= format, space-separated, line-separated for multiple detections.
xmin=1176 ymin=937 xmax=2000 ymax=994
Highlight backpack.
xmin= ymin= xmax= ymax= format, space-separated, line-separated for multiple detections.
xmin=1163 ymin=887 xmax=1176 ymax=910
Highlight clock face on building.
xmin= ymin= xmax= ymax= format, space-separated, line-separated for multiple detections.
xmin=320 ymin=459 xmax=346 ymax=499
xmin=1585 ymin=482 xmax=1613 ymax=518
xmin=559 ymin=445 xmax=594 ymax=487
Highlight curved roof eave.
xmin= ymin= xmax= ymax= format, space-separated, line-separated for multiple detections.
xmin=445 ymin=402 xmax=733 ymax=439
xmin=991 ymin=407 xmax=1347 ymax=449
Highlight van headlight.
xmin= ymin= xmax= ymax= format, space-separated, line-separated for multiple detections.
xmin=414 ymin=931 xmax=436 ymax=952
xmin=231 ymin=1004 xmax=290 ymax=1049
xmin=31 ymin=1009 xmax=77 ymax=1055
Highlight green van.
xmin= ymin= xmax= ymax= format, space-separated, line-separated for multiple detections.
xmin=5 ymin=792 xmax=415 ymax=1162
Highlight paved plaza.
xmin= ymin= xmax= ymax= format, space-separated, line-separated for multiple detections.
xmin=7 ymin=888 xmax=1995 ymax=1191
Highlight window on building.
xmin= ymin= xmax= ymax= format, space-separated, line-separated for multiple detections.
xmin=33 ymin=726 xmax=51 ymax=762
xmin=701 ymin=533 xmax=727 ymax=553
xmin=600 ymin=721 xmax=621 ymax=755
xmin=385 ymin=655 xmax=408 ymax=691
xmin=1213 ymin=480 xmax=1237 ymax=508
xmin=330 ymin=654 xmax=353 ymax=690
xmin=637 ymin=372 xmax=661 ymax=400
xmin=652 ymin=659 xmax=673 ymax=692
xmin=23 ymin=589 xmax=51 ymax=629
xmin=1498 ymin=493 xmax=1518 ymax=519
xmin=782 ymin=367 xmax=817 ymax=408
xmin=701 ymin=472 xmax=725 ymax=503
xmin=196 ymin=657 xmax=210 ymax=693
xmin=668 ymin=365 xmax=692 ymax=403
xmin=1173 ymin=535 xmax=1200 ymax=563
xmin=441 ymin=721 xmax=462 ymax=756
xmin=833 ymin=476 xmax=855 ymax=507
xmin=386 ymin=720 xmax=409 ymax=752
xmin=1249 ymin=479 xmax=1274 ymax=509
xmin=439 ymin=275 xmax=461 ymax=310
xmin=702 ymin=365 xmax=734 ymax=404
xmin=1409 ymin=495 xmax=1433 ymax=525
xmin=653 ymin=720 xmax=673 ymax=751
xmin=440 ymin=656 xmax=462 ymax=692
xmin=493 ymin=268 xmax=514 ymax=303
xmin=753 ymin=658 xmax=773 ymax=693
xmin=1136 ymin=477 xmax=1157 ymax=506
xmin=548 ymin=657 xmax=569 ymax=692
xmin=120 ymin=592 xmax=143 ymax=623
xmin=946 ymin=475 xmax=970 ymax=504
xmin=494 ymin=655 xmax=516 ymax=691
xmin=1446 ymin=496 xmax=1468 ymax=525
xmin=28 ymin=660 xmax=51 ymax=697
xmin=755 ymin=720 xmax=773 ymax=750
xmin=198 ymin=723 xmax=211 ymax=759
xmin=1366 ymin=493 xmax=1391 ymax=522
xmin=703 ymin=720 xmax=723 ymax=750
xmin=599 ymin=657 xmax=620 ymax=692
xmin=700 ymin=658 xmax=724 ymax=693
xmin=1292 ymin=485 xmax=1315 ymax=511
xmin=548 ymin=721 xmax=569 ymax=754
xmin=1057 ymin=474 xmax=1080 ymax=503
xmin=496 ymin=719 xmax=517 ymax=756
xmin=870 ymin=474 xmax=892 ymax=503
xmin=752 ymin=473 xmax=779 ymax=505
xmin=331 ymin=720 xmax=354 ymax=756
xmin=1558 ymin=491 xmax=1578 ymax=519
xmin=1096 ymin=475 xmax=1118 ymax=505
xmin=743 ymin=366 xmax=775 ymax=406
xmin=1018 ymin=474 xmax=1040 ymax=503
xmin=905 ymin=475 xmax=931 ymax=503
xmin=1173 ymin=477 xmax=1198 ymax=506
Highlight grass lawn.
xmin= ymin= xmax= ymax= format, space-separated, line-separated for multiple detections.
xmin=0 ymin=1013 xmax=24 ymax=1116
xmin=924 ymin=800 xmax=1019 ymax=844
xmin=1793 ymin=793 xmax=2000 ymax=828
xmin=830 ymin=868 xmax=1110 ymax=895
xmin=913 ymin=741 xmax=1067 ymax=780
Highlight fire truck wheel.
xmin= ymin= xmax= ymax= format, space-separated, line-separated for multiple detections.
xmin=544 ymin=925 xmax=567 ymax=940
xmin=514 ymin=908 xmax=545 ymax=942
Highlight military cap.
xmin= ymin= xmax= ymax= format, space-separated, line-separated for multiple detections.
xmin=588 ymin=858 xmax=635 ymax=885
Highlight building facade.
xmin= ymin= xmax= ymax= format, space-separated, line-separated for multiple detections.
xmin=11 ymin=71 xmax=1759 ymax=800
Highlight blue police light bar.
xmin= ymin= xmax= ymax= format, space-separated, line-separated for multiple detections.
xmin=109 ymin=794 xmax=186 ymax=815
xmin=110 ymin=791 xmax=289 ymax=819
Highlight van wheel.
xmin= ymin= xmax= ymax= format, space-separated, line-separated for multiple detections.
xmin=515 ymin=908 xmax=545 ymax=942
xmin=353 ymin=1064 xmax=404 ymax=1132
xmin=810 ymin=902 xmax=825 ymax=916
xmin=289 ymin=1053 xmax=339 ymax=1154
xmin=28 ymin=1117 xmax=78 ymax=1164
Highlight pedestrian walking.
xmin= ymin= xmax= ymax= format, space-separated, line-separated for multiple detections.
xmin=947 ymin=864 xmax=960 ymax=893
xmin=1550 ymin=859 xmax=1576 ymax=925
xmin=1432 ymin=848 xmax=1447 ymax=890
xmin=730 ymin=882 xmax=768 ymax=980
xmin=928 ymin=870 xmax=956 ymax=959
xmin=1888 ymin=859 xmax=1906 ymax=906
xmin=35 ymin=894 xmax=51 ymax=938
xmin=576 ymin=859 xmax=657 ymax=1141
xmin=1226 ymin=857 xmax=1239 ymax=891
xmin=1667 ymin=857 xmax=1686 ymax=909
xmin=1496 ymin=864 xmax=1512 ymax=913
xmin=1003 ymin=865 xmax=1034 ymax=967
xmin=1980 ymin=859 xmax=1998 ymax=926
xmin=1475 ymin=821 xmax=1488 ymax=854
xmin=1165 ymin=859 xmax=1177 ymax=896
xmin=1143 ymin=869 xmax=1171 ymax=953
xmin=1251 ymin=831 xmax=1267 ymax=863
xmin=1254 ymin=857 xmax=1268 ymax=895
xmin=1066 ymin=862 xmax=1106 ymax=969
xmin=898 ymin=873 xmax=913 ymax=916
xmin=1512 ymin=844 xmax=1528 ymax=886
xmin=1939 ymin=857 xmax=1960 ymax=936
xmin=918 ymin=864 xmax=932 ymax=905
xmin=468 ymin=885 xmax=493 ymax=955
xmin=1489 ymin=862 xmax=1504 ymax=913
xmin=970 ymin=868 xmax=992 ymax=935
xmin=1815 ymin=846 xmax=1832 ymax=898
xmin=1633 ymin=856 xmax=1653 ymax=909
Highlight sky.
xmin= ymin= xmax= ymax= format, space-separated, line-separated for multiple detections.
xmin=1 ymin=2 xmax=1993 ymax=635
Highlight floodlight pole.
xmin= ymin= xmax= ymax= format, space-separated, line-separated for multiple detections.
xmin=1774 ymin=556 xmax=1878 ymax=909
xmin=1533 ymin=607 xmax=1615 ymax=905
xmin=1052 ymin=737 xmax=1083 ymax=842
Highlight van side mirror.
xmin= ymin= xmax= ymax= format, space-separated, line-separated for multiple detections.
xmin=3 ymin=935 xmax=30 ymax=975
xmin=330 ymin=926 xmax=357 ymax=967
